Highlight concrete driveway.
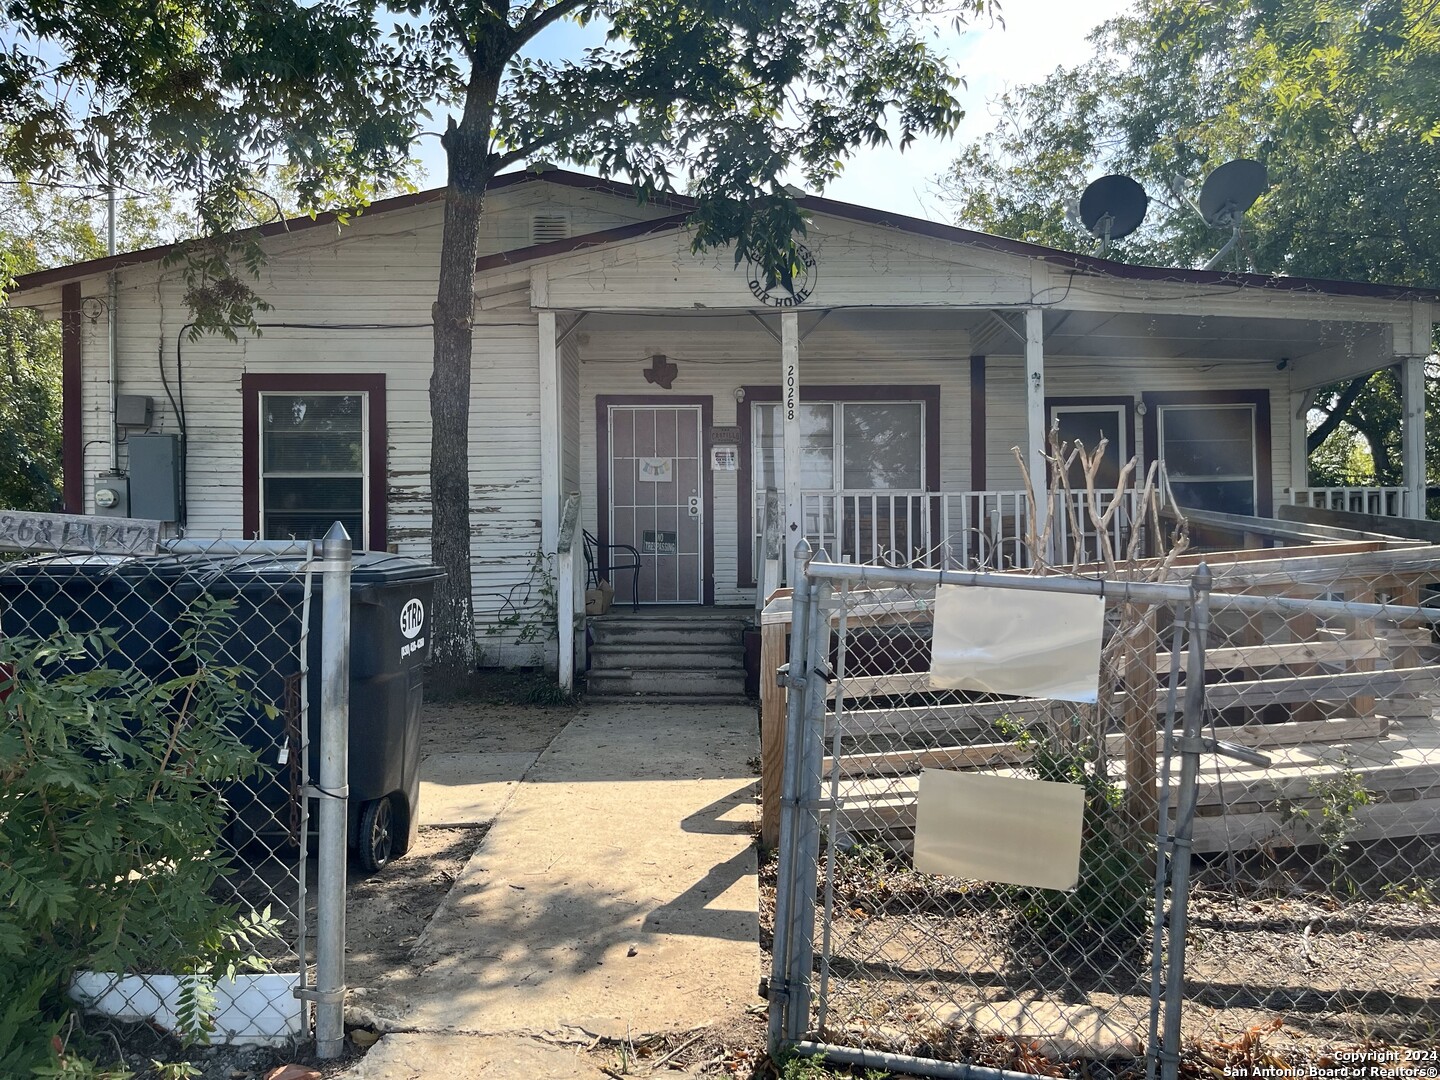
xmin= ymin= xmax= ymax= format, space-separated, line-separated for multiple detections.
xmin=343 ymin=701 xmax=760 ymax=1078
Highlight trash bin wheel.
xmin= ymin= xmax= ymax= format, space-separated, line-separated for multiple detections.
xmin=358 ymin=796 xmax=396 ymax=873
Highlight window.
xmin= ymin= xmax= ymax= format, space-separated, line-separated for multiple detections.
xmin=752 ymin=401 xmax=925 ymax=495
xmin=1144 ymin=390 xmax=1271 ymax=518
xmin=242 ymin=374 xmax=387 ymax=550
xmin=1159 ymin=404 xmax=1257 ymax=514
xmin=1048 ymin=400 xmax=1132 ymax=490
xmin=261 ymin=393 xmax=367 ymax=542
xmin=739 ymin=387 xmax=937 ymax=583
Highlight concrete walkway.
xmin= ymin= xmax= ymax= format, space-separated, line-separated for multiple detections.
xmin=343 ymin=702 xmax=760 ymax=1078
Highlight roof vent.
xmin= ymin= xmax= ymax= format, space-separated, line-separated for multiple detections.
xmin=531 ymin=212 xmax=570 ymax=244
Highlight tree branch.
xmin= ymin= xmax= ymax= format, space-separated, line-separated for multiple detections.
xmin=488 ymin=122 xmax=586 ymax=171
xmin=1306 ymin=374 xmax=1372 ymax=454
xmin=513 ymin=0 xmax=592 ymax=50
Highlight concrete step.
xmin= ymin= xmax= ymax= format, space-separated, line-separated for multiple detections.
xmin=589 ymin=621 xmax=745 ymax=648
xmin=589 ymin=644 xmax=745 ymax=671
xmin=585 ymin=667 xmax=747 ymax=698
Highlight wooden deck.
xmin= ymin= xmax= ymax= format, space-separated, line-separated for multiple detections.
xmin=823 ymin=709 xmax=1440 ymax=854
xmin=760 ymin=540 xmax=1440 ymax=850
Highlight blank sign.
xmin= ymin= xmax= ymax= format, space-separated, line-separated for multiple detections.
xmin=929 ymin=585 xmax=1104 ymax=703
xmin=913 ymin=769 xmax=1084 ymax=891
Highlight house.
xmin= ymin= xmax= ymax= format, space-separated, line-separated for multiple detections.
xmin=9 ymin=166 xmax=1438 ymax=685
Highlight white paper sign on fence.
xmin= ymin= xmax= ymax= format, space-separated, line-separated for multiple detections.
xmin=929 ymin=584 xmax=1104 ymax=703
xmin=913 ymin=769 xmax=1084 ymax=891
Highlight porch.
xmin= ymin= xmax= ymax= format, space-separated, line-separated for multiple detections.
xmin=509 ymin=210 xmax=1436 ymax=688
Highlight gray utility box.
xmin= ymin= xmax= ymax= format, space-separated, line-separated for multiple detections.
xmin=128 ymin=433 xmax=181 ymax=522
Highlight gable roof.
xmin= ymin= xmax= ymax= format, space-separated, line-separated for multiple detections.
xmin=9 ymin=165 xmax=1440 ymax=304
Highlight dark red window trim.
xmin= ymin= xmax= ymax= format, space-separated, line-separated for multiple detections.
xmin=736 ymin=384 xmax=942 ymax=587
xmin=241 ymin=373 xmax=388 ymax=551
xmin=595 ymin=395 xmax=716 ymax=606
xmin=61 ymin=283 xmax=83 ymax=514
xmin=1142 ymin=388 xmax=1272 ymax=518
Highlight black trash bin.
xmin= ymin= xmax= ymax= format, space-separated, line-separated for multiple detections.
xmin=0 ymin=550 xmax=443 ymax=873
xmin=341 ymin=555 xmax=445 ymax=870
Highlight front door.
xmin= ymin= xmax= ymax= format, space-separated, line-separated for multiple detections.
xmin=606 ymin=404 xmax=705 ymax=603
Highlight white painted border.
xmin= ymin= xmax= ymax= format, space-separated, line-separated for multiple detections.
xmin=69 ymin=971 xmax=304 ymax=1047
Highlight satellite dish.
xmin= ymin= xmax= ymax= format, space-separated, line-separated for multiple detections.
xmin=1077 ymin=174 xmax=1148 ymax=255
xmin=1198 ymin=159 xmax=1267 ymax=227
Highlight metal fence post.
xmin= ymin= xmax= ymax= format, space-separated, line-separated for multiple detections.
xmin=314 ymin=522 xmax=352 ymax=1058
xmin=1160 ymin=563 xmax=1211 ymax=1080
xmin=769 ymin=539 xmax=814 ymax=1057
xmin=785 ymin=551 xmax=832 ymax=1046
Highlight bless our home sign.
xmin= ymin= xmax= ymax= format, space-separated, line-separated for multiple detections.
xmin=745 ymin=243 xmax=818 ymax=308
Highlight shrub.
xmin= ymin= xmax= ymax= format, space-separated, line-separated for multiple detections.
xmin=0 ymin=596 xmax=280 ymax=1076
xmin=1002 ymin=719 xmax=1151 ymax=958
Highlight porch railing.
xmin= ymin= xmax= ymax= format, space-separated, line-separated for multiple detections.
xmin=777 ymin=489 xmax=1152 ymax=572
xmin=1289 ymin=486 xmax=1409 ymax=518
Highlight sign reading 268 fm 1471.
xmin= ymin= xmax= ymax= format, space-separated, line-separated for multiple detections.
xmin=0 ymin=510 xmax=160 ymax=556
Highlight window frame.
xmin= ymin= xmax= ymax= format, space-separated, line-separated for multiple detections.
xmin=1142 ymin=388 xmax=1272 ymax=518
xmin=242 ymin=373 xmax=387 ymax=551
xmin=1045 ymin=396 xmax=1136 ymax=489
xmin=737 ymin=383 xmax=940 ymax=586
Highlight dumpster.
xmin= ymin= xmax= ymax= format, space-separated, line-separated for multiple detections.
xmin=0 ymin=551 xmax=444 ymax=872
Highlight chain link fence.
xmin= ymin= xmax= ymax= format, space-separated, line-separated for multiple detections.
xmin=767 ymin=537 xmax=1440 ymax=1080
xmin=0 ymin=520 xmax=355 ymax=1053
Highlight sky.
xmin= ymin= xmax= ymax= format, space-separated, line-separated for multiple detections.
xmin=409 ymin=0 xmax=1135 ymax=221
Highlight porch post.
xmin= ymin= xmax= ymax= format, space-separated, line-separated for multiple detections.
xmin=538 ymin=309 xmax=561 ymax=550
xmin=1289 ymin=391 xmax=1310 ymax=501
xmin=1024 ymin=307 xmax=1049 ymax=542
xmin=538 ymin=308 xmax=565 ymax=667
xmin=1402 ymin=355 xmax=1426 ymax=518
xmin=782 ymin=310 xmax=803 ymax=583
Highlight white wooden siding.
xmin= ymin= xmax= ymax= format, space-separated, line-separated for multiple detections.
xmin=66 ymin=180 xmax=671 ymax=660
xmin=543 ymin=219 xmax=1037 ymax=311
xmin=48 ymin=175 xmax=1428 ymax=664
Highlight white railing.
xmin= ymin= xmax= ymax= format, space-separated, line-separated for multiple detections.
xmin=1290 ymin=487 xmax=1409 ymax=518
xmin=771 ymin=489 xmax=1152 ymax=573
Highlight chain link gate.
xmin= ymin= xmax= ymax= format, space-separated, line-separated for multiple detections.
xmin=768 ymin=542 xmax=1440 ymax=1079
xmin=0 ymin=522 xmax=355 ymax=1054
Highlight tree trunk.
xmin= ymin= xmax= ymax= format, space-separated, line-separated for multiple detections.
xmin=428 ymin=82 xmax=500 ymax=695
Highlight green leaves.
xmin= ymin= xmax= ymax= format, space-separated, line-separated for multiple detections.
xmin=0 ymin=605 xmax=273 ymax=1076
xmin=940 ymin=0 xmax=1440 ymax=290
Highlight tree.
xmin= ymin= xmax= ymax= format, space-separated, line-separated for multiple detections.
xmin=937 ymin=0 xmax=1440 ymax=489
xmin=3 ymin=0 xmax=997 ymax=689
xmin=0 ymin=176 xmax=188 ymax=511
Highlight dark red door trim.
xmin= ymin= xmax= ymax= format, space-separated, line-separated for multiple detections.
xmin=61 ymin=283 xmax=83 ymax=513
xmin=241 ymin=373 xmax=388 ymax=550
xmin=595 ymin=395 xmax=716 ymax=605
xmin=969 ymin=357 xmax=986 ymax=492
xmin=736 ymin=384 xmax=942 ymax=586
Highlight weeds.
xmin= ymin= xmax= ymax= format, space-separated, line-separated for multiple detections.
xmin=1276 ymin=762 xmax=1373 ymax=893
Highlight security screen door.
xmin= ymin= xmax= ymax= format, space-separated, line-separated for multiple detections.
xmin=607 ymin=405 xmax=704 ymax=603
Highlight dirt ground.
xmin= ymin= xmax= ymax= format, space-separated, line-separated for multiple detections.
xmin=763 ymin=840 xmax=1440 ymax=1077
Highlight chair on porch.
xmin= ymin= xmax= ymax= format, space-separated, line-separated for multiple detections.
xmin=582 ymin=530 xmax=641 ymax=612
